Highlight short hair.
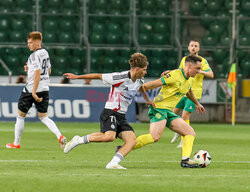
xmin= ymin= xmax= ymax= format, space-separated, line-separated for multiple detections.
xmin=28 ymin=31 xmax=42 ymax=41
xmin=189 ymin=39 xmax=200 ymax=46
xmin=185 ymin=55 xmax=202 ymax=64
xmin=128 ymin=53 xmax=149 ymax=68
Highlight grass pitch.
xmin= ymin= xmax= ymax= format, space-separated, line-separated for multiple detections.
xmin=0 ymin=122 xmax=249 ymax=192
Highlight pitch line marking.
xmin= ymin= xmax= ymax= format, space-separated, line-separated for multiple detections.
xmin=1 ymin=160 xmax=250 ymax=164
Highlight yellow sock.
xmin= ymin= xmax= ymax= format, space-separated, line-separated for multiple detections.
xmin=133 ymin=134 xmax=154 ymax=149
xmin=182 ymin=135 xmax=195 ymax=158
xmin=181 ymin=120 xmax=190 ymax=141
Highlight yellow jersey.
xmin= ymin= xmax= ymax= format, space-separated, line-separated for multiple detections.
xmin=179 ymin=55 xmax=211 ymax=99
xmin=154 ymin=69 xmax=193 ymax=110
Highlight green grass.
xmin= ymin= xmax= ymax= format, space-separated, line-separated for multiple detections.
xmin=0 ymin=122 xmax=250 ymax=192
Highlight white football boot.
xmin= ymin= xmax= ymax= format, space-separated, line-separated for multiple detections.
xmin=171 ymin=133 xmax=180 ymax=143
xmin=176 ymin=139 xmax=183 ymax=148
xmin=106 ymin=163 xmax=127 ymax=170
xmin=64 ymin=135 xmax=81 ymax=154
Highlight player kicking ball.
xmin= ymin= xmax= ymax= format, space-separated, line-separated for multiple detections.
xmin=6 ymin=32 xmax=66 ymax=149
xmin=63 ymin=53 xmax=154 ymax=169
xmin=132 ymin=55 xmax=205 ymax=168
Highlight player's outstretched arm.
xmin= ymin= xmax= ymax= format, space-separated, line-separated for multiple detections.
xmin=143 ymin=78 xmax=163 ymax=91
xmin=186 ymin=89 xmax=205 ymax=114
xmin=63 ymin=73 xmax=102 ymax=80
xmin=160 ymin=70 xmax=171 ymax=77
xmin=139 ymin=85 xmax=155 ymax=108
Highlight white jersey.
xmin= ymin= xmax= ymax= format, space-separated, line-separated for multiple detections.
xmin=102 ymin=71 xmax=144 ymax=114
xmin=24 ymin=48 xmax=51 ymax=93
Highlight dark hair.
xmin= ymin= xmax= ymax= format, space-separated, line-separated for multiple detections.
xmin=128 ymin=53 xmax=149 ymax=68
xmin=28 ymin=31 xmax=42 ymax=41
xmin=185 ymin=55 xmax=202 ymax=64
xmin=189 ymin=39 xmax=200 ymax=44
xmin=61 ymin=77 xmax=70 ymax=84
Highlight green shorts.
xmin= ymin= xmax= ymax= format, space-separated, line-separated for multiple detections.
xmin=148 ymin=106 xmax=180 ymax=128
xmin=175 ymin=97 xmax=197 ymax=113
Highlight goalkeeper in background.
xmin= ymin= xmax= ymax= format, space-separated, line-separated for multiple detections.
xmin=163 ymin=40 xmax=214 ymax=148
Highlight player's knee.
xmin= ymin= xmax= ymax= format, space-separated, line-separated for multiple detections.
xmin=104 ymin=135 xmax=116 ymax=142
xmin=131 ymin=138 xmax=137 ymax=147
xmin=192 ymin=132 xmax=196 ymax=137
xmin=188 ymin=130 xmax=196 ymax=137
xmin=152 ymin=135 xmax=161 ymax=142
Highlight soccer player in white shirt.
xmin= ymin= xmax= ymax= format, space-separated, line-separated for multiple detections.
xmin=63 ymin=53 xmax=154 ymax=169
xmin=6 ymin=31 xmax=66 ymax=149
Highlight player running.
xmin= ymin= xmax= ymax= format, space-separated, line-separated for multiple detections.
xmin=132 ymin=55 xmax=205 ymax=168
xmin=63 ymin=53 xmax=154 ymax=169
xmin=6 ymin=31 xmax=66 ymax=149
xmin=164 ymin=40 xmax=214 ymax=148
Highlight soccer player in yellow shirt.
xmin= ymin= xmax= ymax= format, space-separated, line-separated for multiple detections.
xmin=133 ymin=55 xmax=205 ymax=168
xmin=167 ymin=40 xmax=214 ymax=148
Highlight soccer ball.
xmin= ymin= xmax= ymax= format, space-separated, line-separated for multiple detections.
xmin=193 ymin=150 xmax=211 ymax=167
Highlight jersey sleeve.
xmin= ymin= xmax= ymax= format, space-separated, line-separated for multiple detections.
xmin=102 ymin=71 xmax=130 ymax=85
xmin=201 ymin=59 xmax=211 ymax=72
xmin=161 ymin=71 xmax=177 ymax=85
xmin=31 ymin=52 xmax=41 ymax=71
xmin=178 ymin=57 xmax=186 ymax=69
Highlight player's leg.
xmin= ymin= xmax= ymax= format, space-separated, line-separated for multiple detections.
xmin=64 ymin=131 xmax=116 ymax=154
xmin=169 ymin=118 xmax=199 ymax=168
xmin=106 ymin=131 xmax=137 ymax=169
xmin=133 ymin=119 xmax=166 ymax=149
xmin=64 ymin=109 xmax=118 ymax=154
xmin=170 ymin=107 xmax=182 ymax=144
xmin=176 ymin=104 xmax=193 ymax=148
xmin=6 ymin=91 xmax=32 ymax=148
xmin=38 ymin=112 xmax=66 ymax=148
xmin=36 ymin=91 xmax=66 ymax=148
xmin=170 ymin=97 xmax=186 ymax=144
xmin=6 ymin=110 xmax=26 ymax=148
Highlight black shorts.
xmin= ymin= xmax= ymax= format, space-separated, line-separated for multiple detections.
xmin=18 ymin=91 xmax=49 ymax=113
xmin=100 ymin=109 xmax=134 ymax=137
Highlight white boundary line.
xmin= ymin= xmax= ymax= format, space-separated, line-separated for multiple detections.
xmin=1 ymin=160 xmax=250 ymax=164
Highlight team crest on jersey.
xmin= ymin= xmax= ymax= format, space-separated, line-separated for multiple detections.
xmin=111 ymin=124 xmax=115 ymax=129
xmin=166 ymin=74 xmax=171 ymax=78
xmin=155 ymin=113 xmax=162 ymax=119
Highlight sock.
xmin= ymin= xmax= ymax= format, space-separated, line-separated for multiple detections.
xmin=14 ymin=115 xmax=25 ymax=145
xmin=40 ymin=116 xmax=61 ymax=139
xmin=181 ymin=120 xmax=190 ymax=141
xmin=182 ymin=135 xmax=195 ymax=160
xmin=79 ymin=135 xmax=90 ymax=144
xmin=109 ymin=152 xmax=124 ymax=165
xmin=133 ymin=134 xmax=154 ymax=149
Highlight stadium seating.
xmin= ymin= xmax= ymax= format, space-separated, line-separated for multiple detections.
xmin=220 ymin=34 xmax=230 ymax=46
xmin=190 ymin=0 xmax=205 ymax=15
xmin=0 ymin=0 xmax=249 ymax=78
xmin=209 ymin=21 xmax=225 ymax=35
xmin=207 ymin=0 xmax=222 ymax=13
xmin=202 ymin=34 xmax=217 ymax=46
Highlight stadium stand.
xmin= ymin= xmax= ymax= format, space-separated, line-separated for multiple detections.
xmin=0 ymin=0 xmax=249 ymax=79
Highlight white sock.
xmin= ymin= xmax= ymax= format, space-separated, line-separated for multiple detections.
xmin=14 ymin=115 xmax=25 ymax=145
xmin=109 ymin=152 xmax=124 ymax=165
xmin=79 ymin=135 xmax=89 ymax=144
xmin=40 ymin=116 xmax=61 ymax=139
